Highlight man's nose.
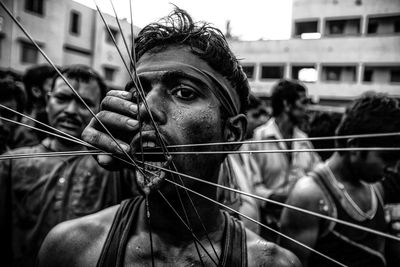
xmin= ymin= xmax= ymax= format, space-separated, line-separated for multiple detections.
xmin=64 ymin=100 xmax=79 ymax=114
xmin=137 ymin=88 xmax=167 ymax=125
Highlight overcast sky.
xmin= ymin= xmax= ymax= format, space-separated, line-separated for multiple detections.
xmin=74 ymin=0 xmax=293 ymax=41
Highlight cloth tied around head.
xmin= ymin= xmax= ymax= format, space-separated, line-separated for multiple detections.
xmin=136 ymin=61 xmax=241 ymax=116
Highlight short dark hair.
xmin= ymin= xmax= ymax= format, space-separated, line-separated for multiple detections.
xmin=336 ymin=93 xmax=400 ymax=158
xmin=0 ymin=68 xmax=22 ymax=82
xmin=309 ymin=111 xmax=343 ymax=160
xmin=0 ymin=80 xmax=26 ymax=113
xmin=270 ymin=79 xmax=307 ymax=117
xmin=134 ymin=8 xmax=249 ymax=114
xmin=52 ymin=65 xmax=107 ymax=101
xmin=23 ymin=64 xmax=55 ymax=111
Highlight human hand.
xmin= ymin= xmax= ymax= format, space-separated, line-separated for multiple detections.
xmin=82 ymin=90 xmax=139 ymax=170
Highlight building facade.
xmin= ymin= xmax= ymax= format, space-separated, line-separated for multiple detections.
xmin=229 ymin=0 xmax=400 ymax=106
xmin=0 ymin=0 xmax=140 ymax=89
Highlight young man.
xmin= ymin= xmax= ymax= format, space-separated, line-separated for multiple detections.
xmin=22 ymin=64 xmax=56 ymax=141
xmin=245 ymin=94 xmax=269 ymax=139
xmin=0 ymin=65 xmax=137 ymax=267
xmin=38 ymin=9 xmax=300 ymax=266
xmin=280 ymin=93 xmax=400 ymax=267
xmin=250 ymin=79 xmax=320 ymax=240
xmin=0 ymin=79 xmax=38 ymax=154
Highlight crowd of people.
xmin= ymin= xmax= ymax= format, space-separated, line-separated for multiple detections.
xmin=0 ymin=7 xmax=400 ymax=267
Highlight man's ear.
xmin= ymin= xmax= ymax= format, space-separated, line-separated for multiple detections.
xmin=31 ymin=86 xmax=43 ymax=99
xmin=224 ymin=114 xmax=247 ymax=150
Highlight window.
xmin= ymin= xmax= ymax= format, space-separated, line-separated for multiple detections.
xmin=325 ymin=18 xmax=361 ymax=35
xmin=103 ymin=67 xmax=116 ymax=81
xmin=20 ymin=42 xmax=38 ymax=64
xmin=390 ymin=69 xmax=400 ymax=82
xmin=363 ymin=65 xmax=400 ymax=83
xmin=105 ymin=27 xmax=118 ymax=44
xmin=292 ymin=65 xmax=317 ymax=82
xmin=25 ymin=0 xmax=44 ymax=16
xmin=367 ymin=15 xmax=400 ymax=35
xmin=294 ymin=20 xmax=319 ymax=37
xmin=325 ymin=67 xmax=341 ymax=81
xmin=260 ymin=65 xmax=284 ymax=79
xmin=242 ymin=65 xmax=255 ymax=80
xmin=322 ymin=66 xmax=357 ymax=82
xmin=363 ymin=68 xmax=373 ymax=82
xmin=70 ymin=11 xmax=81 ymax=35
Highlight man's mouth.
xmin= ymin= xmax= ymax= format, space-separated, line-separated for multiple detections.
xmin=132 ymin=139 xmax=172 ymax=195
xmin=57 ymin=117 xmax=81 ymax=130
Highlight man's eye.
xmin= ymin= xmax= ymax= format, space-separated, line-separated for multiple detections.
xmin=173 ymin=87 xmax=197 ymax=100
xmin=53 ymin=94 xmax=69 ymax=102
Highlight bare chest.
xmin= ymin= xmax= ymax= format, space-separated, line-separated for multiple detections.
xmin=123 ymin=233 xmax=222 ymax=266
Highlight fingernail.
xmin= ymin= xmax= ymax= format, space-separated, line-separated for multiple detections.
xmin=129 ymin=104 xmax=136 ymax=113
xmin=118 ymin=144 xmax=129 ymax=153
xmin=98 ymin=155 xmax=110 ymax=165
xmin=121 ymin=91 xmax=129 ymax=97
xmin=127 ymin=119 xmax=137 ymax=128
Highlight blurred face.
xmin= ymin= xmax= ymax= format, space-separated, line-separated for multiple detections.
xmin=131 ymin=46 xmax=229 ymax=194
xmin=354 ymin=151 xmax=399 ymax=183
xmin=47 ymin=77 xmax=101 ymax=139
xmin=0 ymin=99 xmax=18 ymax=146
xmin=42 ymin=77 xmax=53 ymax=95
xmin=289 ymin=91 xmax=308 ymax=125
xmin=246 ymin=106 xmax=269 ymax=138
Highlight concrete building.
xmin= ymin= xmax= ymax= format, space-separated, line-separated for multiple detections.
xmin=229 ymin=0 xmax=400 ymax=106
xmin=0 ymin=0 xmax=140 ymax=89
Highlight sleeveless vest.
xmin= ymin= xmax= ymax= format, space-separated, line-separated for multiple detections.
xmin=97 ymin=197 xmax=248 ymax=266
xmin=309 ymin=165 xmax=387 ymax=267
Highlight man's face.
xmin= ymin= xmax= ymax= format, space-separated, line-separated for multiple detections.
xmin=289 ymin=91 xmax=307 ymax=125
xmin=353 ymin=151 xmax=399 ymax=183
xmin=132 ymin=46 xmax=229 ymax=192
xmin=246 ymin=106 xmax=269 ymax=138
xmin=0 ymin=99 xmax=18 ymax=146
xmin=42 ymin=77 xmax=53 ymax=96
xmin=47 ymin=77 xmax=101 ymax=139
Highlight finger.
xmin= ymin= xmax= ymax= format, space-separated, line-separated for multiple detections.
xmin=106 ymin=90 xmax=132 ymax=100
xmin=82 ymin=124 xmax=130 ymax=156
xmin=95 ymin=111 xmax=139 ymax=134
xmin=101 ymin=95 xmax=137 ymax=117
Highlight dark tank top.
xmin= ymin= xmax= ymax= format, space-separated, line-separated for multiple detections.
xmin=96 ymin=196 xmax=248 ymax=267
xmin=309 ymin=165 xmax=387 ymax=267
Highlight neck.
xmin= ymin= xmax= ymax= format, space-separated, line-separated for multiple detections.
xmin=143 ymin=178 xmax=224 ymax=244
xmin=49 ymin=137 xmax=86 ymax=152
xmin=274 ymin=114 xmax=294 ymax=139
xmin=327 ymin=152 xmax=360 ymax=185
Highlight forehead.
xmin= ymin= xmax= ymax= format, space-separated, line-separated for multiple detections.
xmin=136 ymin=46 xmax=217 ymax=77
xmin=53 ymin=77 xmax=101 ymax=97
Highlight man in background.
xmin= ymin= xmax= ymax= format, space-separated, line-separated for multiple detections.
xmin=0 ymin=65 xmax=137 ymax=267
xmin=0 ymin=79 xmax=38 ymax=154
xmin=251 ymin=79 xmax=320 ymax=240
xmin=280 ymin=93 xmax=400 ymax=267
xmin=22 ymin=64 xmax=56 ymax=141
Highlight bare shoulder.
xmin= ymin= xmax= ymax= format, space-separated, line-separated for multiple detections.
xmin=288 ymin=176 xmax=325 ymax=207
xmin=246 ymin=229 xmax=302 ymax=267
xmin=37 ymin=205 xmax=120 ymax=267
